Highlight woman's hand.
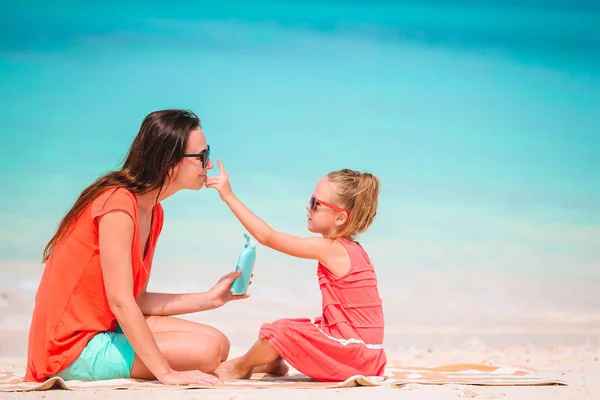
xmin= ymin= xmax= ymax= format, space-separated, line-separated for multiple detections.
xmin=158 ymin=369 xmax=221 ymax=386
xmin=205 ymin=159 xmax=234 ymax=201
xmin=209 ymin=270 xmax=252 ymax=307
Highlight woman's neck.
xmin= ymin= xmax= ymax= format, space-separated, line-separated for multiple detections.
xmin=136 ymin=184 xmax=178 ymax=212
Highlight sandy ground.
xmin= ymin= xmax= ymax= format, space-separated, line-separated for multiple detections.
xmin=1 ymin=342 xmax=599 ymax=399
xmin=1 ymin=265 xmax=599 ymax=399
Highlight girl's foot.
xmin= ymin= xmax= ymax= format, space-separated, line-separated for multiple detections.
xmin=215 ymin=358 xmax=253 ymax=381
xmin=254 ymin=357 xmax=289 ymax=377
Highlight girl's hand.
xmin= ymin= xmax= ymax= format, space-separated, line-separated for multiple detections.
xmin=205 ymin=159 xmax=234 ymax=201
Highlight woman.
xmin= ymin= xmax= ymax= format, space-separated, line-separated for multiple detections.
xmin=25 ymin=109 xmax=246 ymax=386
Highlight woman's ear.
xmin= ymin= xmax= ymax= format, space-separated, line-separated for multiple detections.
xmin=166 ymin=165 xmax=179 ymax=184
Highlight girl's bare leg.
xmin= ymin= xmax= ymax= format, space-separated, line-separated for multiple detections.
xmin=253 ymin=357 xmax=289 ymax=377
xmin=216 ymin=339 xmax=283 ymax=380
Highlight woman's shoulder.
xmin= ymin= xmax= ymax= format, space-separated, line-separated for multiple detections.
xmin=90 ymin=187 xmax=137 ymax=220
xmin=94 ymin=186 xmax=135 ymax=203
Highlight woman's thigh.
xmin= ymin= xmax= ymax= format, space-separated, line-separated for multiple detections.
xmin=57 ymin=331 xmax=134 ymax=381
xmin=145 ymin=316 xmax=230 ymax=359
xmin=130 ymin=330 xmax=222 ymax=380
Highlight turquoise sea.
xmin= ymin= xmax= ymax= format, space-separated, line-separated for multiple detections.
xmin=1 ymin=1 xmax=599 ymax=335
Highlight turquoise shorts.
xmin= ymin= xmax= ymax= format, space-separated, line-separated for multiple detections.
xmin=56 ymin=326 xmax=135 ymax=381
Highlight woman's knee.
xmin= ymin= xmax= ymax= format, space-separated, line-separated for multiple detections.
xmin=203 ymin=340 xmax=223 ymax=372
xmin=198 ymin=324 xmax=230 ymax=360
xmin=213 ymin=329 xmax=230 ymax=360
xmin=179 ymin=333 xmax=223 ymax=371
xmin=133 ymin=331 xmax=225 ymax=377
xmin=145 ymin=316 xmax=230 ymax=360
xmin=177 ymin=332 xmax=223 ymax=372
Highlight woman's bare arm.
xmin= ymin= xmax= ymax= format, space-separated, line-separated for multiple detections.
xmin=135 ymin=269 xmax=244 ymax=317
xmin=136 ymin=291 xmax=219 ymax=316
xmin=98 ymin=210 xmax=173 ymax=381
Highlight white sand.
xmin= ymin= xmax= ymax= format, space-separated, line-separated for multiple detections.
xmin=2 ymin=263 xmax=600 ymax=399
xmin=1 ymin=343 xmax=599 ymax=399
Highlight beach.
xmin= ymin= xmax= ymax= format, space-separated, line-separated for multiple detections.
xmin=1 ymin=345 xmax=599 ymax=399
xmin=2 ymin=260 xmax=599 ymax=399
xmin=2 ymin=0 xmax=600 ymax=398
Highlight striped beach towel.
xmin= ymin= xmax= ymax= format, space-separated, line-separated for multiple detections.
xmin=387 ymin=364 xmax=569 ymax=387
xmin=0 ymin=364 xmax=567 ymax=392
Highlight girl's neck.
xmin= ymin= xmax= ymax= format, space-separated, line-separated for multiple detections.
xmin=323 ymin=233 xmax=352 ymax=241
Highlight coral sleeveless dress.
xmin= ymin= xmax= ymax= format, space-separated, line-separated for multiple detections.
xmin=259 ymin=238 xmax=386 ymax=382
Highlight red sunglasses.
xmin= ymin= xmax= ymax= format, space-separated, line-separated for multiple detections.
xmin=309 ymin=194 xmax=350 ymax=216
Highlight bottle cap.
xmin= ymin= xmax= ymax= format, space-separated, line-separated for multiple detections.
xmin=244 ymin=232 xmax=258 ymax=247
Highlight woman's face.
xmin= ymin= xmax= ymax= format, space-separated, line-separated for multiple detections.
xmin=171 ymin=128 xmax=214 ymax=191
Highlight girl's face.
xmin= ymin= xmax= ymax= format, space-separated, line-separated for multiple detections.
xmin=306 ymin=177 xmax=349 ymax=237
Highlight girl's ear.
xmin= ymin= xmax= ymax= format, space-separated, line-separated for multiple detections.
xmin=334 ymin=211 xmax=349 ymax=227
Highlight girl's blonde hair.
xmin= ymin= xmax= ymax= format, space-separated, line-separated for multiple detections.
xmin=327 ymin=168 xmax=380 ymax=239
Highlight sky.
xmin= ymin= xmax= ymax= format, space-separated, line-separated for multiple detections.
xmin=0 ymin=0 xmax=599 ymax=282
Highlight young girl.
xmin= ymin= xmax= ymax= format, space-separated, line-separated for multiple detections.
xmin=206 ymin=160 xmax=386 ymax=382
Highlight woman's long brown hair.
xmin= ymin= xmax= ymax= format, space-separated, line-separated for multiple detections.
xmin=41 ymin=109 xmax=200 ymax=263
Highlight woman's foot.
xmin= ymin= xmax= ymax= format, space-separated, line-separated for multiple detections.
xmin=215 ymin=358 xmax=253 ymax=381
xmin=254 ymin=357 xmax=289 ymax=377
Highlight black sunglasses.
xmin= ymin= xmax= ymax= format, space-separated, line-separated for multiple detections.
xmin=183 ymin=144 xmax=210 ymax=168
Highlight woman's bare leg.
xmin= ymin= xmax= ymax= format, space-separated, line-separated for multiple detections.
xmin=145 ymin=315 xmax=230 ymax=361
xmin=130 ymin=331 xmax=222 ymax=380
xmin=215 ymin=338 xmax=282 ymax=380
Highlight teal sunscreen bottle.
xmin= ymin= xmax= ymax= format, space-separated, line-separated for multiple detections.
xmin=230 ymin=233 xmax=257 ymax=295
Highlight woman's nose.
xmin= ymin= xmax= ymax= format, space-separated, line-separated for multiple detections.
xmin=206 ymin=158 xmax=214 ymax=170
